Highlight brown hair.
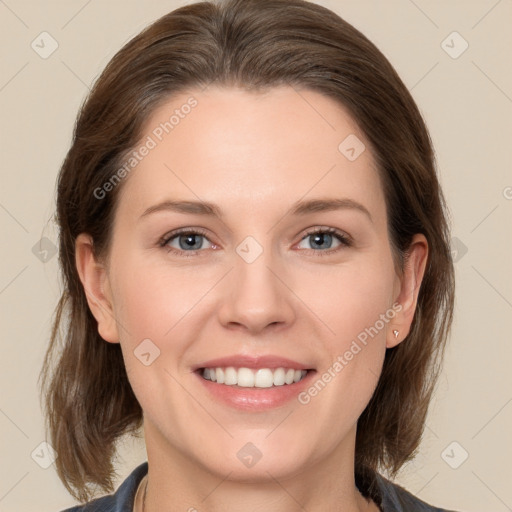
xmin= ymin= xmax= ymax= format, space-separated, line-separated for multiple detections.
xmin=39 ymin=0 xmax=455 ymax=503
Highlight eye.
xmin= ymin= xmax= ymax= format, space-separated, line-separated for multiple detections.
xmin=159 ymin=226 xmax=352 ymax=258
xmin=159 ymin=228 xmax=214 ymax=256
xmin=296 ymin=227 xmax=352 ymax=255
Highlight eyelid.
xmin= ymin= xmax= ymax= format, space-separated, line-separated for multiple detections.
xmin=159 ymin=226 xmax=210 ymax=243
xmin=298 ymin=226 xmax=352 ymax=244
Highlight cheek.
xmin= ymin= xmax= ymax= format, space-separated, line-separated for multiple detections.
xmin=111 ymin=256 xmax=214 ymax=342
xmin=295 ymin=255 xmax=396 ymax=346
xmin=297 ymin=265 xmax=393 ymax=413
xmin=109 ymin=258 xmax=212 ymax=414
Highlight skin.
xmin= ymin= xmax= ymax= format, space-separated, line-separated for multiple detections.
xmin=76 ymin=86 xmax=428 ymax=512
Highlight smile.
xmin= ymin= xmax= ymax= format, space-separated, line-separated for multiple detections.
xmin=201 ymin=367 xmax=308 ymax=388
xmin=193 ymin=354 xmax=315 ymax=410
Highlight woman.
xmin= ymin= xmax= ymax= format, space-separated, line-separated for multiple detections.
xmin=40 ymin=0 xmax=457 ymax=510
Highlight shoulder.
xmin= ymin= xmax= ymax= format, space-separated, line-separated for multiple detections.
xmin=59 ymin=461 xmax=148 ymax=512
xmin=375 ymin=473 xmax=461 ymax=512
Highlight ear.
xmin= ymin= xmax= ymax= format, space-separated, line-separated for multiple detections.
xmin=75 ymin=233 xmax=119 ymax=343
xmin=387 ymin=233 xmax=428 ymax=348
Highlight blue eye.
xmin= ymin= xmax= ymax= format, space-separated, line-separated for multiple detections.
xmin=297 ymin=227 xmax=351 ymax=255
xmin=159 ymin=227 xmax=351 ymax=257
xmin=160 ymin=229 xmax=212 ymax=256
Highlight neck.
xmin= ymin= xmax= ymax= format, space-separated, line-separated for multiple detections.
xmin=141 ymin=422 xmax=376 ymax=512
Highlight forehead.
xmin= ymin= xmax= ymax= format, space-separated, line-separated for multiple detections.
xmin=116 ymin=85 xmax=385 ymax=225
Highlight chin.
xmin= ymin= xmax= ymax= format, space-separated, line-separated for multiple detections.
xmin=211 ymin=441 xmax=312 ymax=480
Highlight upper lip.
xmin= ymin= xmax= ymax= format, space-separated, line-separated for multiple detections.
xmin=193 ymin=355 xmax=314 ymax=371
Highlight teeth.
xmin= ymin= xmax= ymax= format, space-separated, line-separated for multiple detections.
xmin=273 ymin=368 xmax=285 ymax=386
xmin=201 ymin=367 xmax=308 ymax=387
xmin=255 ymin=369 xmax=273 ymax=388
xmin=224 ymin=367 xmax=237 ymax=385
xmin=238 ymin=367 xmax=255 ymax=387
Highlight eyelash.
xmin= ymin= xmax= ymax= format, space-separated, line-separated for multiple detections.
xmin=158 ymin=227 xmax=352 ymax=258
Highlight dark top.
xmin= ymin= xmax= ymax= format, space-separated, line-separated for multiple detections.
xmin=60 ymin=461 xmax=459 ymax=512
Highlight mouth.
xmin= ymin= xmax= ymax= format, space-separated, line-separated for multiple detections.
xmin=192 ymin=355 xmax=316 ymax=410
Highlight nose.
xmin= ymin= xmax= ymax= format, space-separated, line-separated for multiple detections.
xmin=217 ymin=246 xmax=296 ymax=335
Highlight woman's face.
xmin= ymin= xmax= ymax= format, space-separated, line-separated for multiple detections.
xmin=78 ymin=86 xmax=426 ymax=481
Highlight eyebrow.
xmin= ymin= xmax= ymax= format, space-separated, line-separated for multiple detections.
xmin=139 ymin=197 xmax=373 ymax=223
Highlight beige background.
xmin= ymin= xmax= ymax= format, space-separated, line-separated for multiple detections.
xmin=1 ymin=0 xmax=511 ymax=511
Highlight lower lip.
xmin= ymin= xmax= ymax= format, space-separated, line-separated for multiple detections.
xmin=195 ymin=370 xmax=315 ymax=411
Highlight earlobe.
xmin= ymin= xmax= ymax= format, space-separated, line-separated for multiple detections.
xmin=387 ymin=234 xmax=428 ymax=348
xmin=75 ymin=233 xmax=119 ymax=343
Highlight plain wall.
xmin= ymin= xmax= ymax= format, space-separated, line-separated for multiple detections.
xmin=0 ymin=1 xmax=511 ymax=511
